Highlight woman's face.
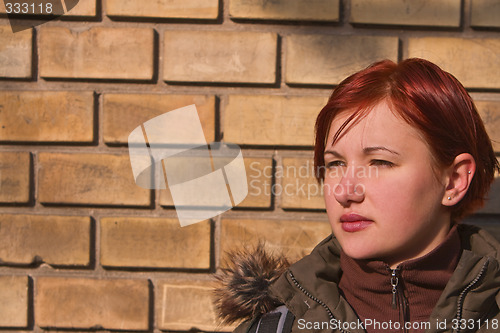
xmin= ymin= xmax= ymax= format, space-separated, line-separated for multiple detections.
xmin=323 ymin=100 xmax=452 ymax=267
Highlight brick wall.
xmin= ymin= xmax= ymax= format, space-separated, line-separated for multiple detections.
xmin=0 ymin=0 xmax=499 ymax=331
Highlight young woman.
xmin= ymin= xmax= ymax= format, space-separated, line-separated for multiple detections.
xmin=215 ymin=58 xmax=500 ymax=333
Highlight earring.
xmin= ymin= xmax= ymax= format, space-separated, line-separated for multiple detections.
xmin=468 ymin=171 xmax=471 ymax=174
xmin=447 ymin=196 xmax=452 ymax=200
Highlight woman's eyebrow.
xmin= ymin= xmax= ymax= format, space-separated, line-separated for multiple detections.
xmin=324 ymin=150 xmax=343 ymax=158
xmin=363 ymin=146 xmax=400 ymax=155
xmin=324 ymin=147 xmax=400 ymax=158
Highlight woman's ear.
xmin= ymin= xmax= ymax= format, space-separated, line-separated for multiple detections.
xmin=442 ymin=153 xmax=476 ymax=206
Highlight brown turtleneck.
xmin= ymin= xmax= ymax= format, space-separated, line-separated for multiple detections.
xmin=338 ymin=225 xmax=461 ymax=332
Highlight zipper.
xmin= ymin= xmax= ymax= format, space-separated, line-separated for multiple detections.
xmin=389 ymin=268 xmax=409 ymax=333
xmin=391 ymin=269 xmax=399 ymax=309
xmin=288 ymin=271 xmax=351 ymax=333
xmin=453 ymin=259 xmax=489 ymax=333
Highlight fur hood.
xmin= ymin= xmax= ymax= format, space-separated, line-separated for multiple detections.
xmin=213 ymin=245 xmax=290 ymax=325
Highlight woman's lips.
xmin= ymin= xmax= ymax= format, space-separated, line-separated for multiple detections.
xmin=340 ymin=213 xmax=373 ymax=232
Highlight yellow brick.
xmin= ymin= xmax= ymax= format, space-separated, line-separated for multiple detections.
xmin=0 ymin=214 xmax=90 ymax=266
xmin=281 ymin=157 xmax=325 ymax=209
xmin=0 ymin=0 xmax=96 ymax=16
xmin=221 ymin=218 xmax=331 ymax=264
xmin=471 ymin=0 xmax=500 ymax=28
xmin=0 ymin=26 xmax=32 ymax=78
xmin=408 ymin=38 xmax=500 ymax=89
xmin=164 ymin=30 xmax=277 ymax=83
xmin=0 ymin=91 xmax=94 ymax=142
xmin=241 ymin=157 xmax=273 ymax=208
xmin=0 ymin=151 xmax=30 ymax=203
xmin=157 ymin=280 xmax=231 ymax=331
xmin=286 ymin=34 xmax=398 ymax=85
xmin=0 ymin=276 xmax=28 ymax=327
xmin=35 ymin=277 xmax=149 ymax=330
xmin=103 ymin=94 xmax=215 ymax=145
xmin=224 ymin=95 xmax=327 ymax=145
xmin=159 ymin=157 xmax=273 ymax=208
xmin=476 ymin=100 xmax=500 ymax=152
xmin=351 ymin=0 xmax=460 ymax=27
xmin=107 ymin=0 xmax=218 ymax=19
xmin=38 ymin=153 xmax=150 ymax=206
xmin=65 ymin=0 xmax=96 ymax=16
xmin=39 ymin=27 xmax=154 ymax=80
xmin=101 ymin=217 xmax=210 ymax=269
xmin=229 ymin=0 xmax=339 ymax=22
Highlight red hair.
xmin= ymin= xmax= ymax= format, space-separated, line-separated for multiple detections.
xmin=314 ymin=58 xmax=499 ymax=220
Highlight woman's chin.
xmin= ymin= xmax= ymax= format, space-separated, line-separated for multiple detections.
xmin=341 ymin=245 xmax=381 ymax=261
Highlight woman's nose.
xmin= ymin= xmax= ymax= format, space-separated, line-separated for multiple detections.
xmin=328 ymin=168 xmax=365 ymax=206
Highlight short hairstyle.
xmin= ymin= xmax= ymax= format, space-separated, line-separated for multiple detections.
xmin=314 ymin=58 xmax=499 ymax=220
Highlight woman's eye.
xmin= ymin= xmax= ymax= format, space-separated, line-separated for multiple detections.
xmin=326 ymin=160 xmax=346 ymax=168
xmin=370 ymin=159 xmax=394 ymax=167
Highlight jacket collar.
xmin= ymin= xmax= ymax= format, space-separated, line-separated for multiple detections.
xmin=269 ymin=224 xmax=500 ymax=332
xmin=432 ymin=225 xmax=500 ymax=326
xmin=339 ymin=225 xmax=461 ymax=325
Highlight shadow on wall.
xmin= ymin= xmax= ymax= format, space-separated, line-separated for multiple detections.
xmin=465 ymin=176 xmax=500 ymax=240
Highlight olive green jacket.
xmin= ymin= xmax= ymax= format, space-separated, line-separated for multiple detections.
xmin=233 ymin=224 xmax=500 ymax=333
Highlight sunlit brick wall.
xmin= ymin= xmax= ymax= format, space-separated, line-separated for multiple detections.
xmin=0 ymin=0 xmax=499 ymax=331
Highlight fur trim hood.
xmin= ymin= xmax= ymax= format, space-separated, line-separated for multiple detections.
xmin=213 ymin=245 xmax=290 ymax=325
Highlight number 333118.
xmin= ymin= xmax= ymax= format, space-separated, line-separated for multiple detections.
xmin=5 ymin=2 xmax=53 ymax=14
